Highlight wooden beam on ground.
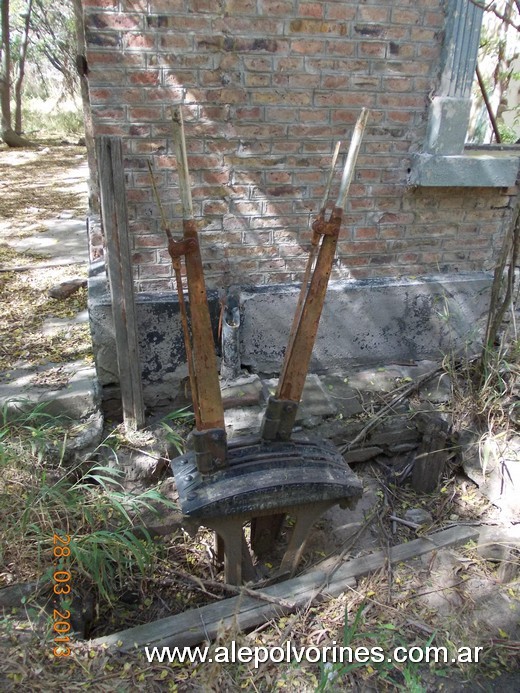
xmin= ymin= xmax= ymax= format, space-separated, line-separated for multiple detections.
xmin=89 ymin=525 xmax=478 ymax=653
xmin=96 ymin=136 xmax=145 ymax=430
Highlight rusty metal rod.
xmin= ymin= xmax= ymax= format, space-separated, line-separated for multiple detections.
xmin=171 ymin=106 xmax=226 ymax=433
xmin=278 ymin=141 xmax=342 ymax=389
xmin=147 ymin=160 xmax=202 ymax=429
xmin=276 ymin=109 xmax=369 ymax=406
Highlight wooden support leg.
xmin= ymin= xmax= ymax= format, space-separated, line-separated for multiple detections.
xmin=279 ymin=501 xmax=335 ymax=577
xmin=251 ymin=514 xmax=285 ymax=556
xmin=208 ymin=517 xmax=257 ymax=585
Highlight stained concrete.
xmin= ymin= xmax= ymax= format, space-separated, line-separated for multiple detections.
xmin=409 ymin=150 xmax=520 ymax=187
xmin=89 ymin=271 xmax=492 ymax=410
xmin=0 ymin=361 xmax=100 ymax=421
xmin=239 ymin=274 xmax=491 ymax=375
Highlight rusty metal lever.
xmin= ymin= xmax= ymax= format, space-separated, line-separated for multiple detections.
xmin=261 ymin=108 xmax=370 ymax=442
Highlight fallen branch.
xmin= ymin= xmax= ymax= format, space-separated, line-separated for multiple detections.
xmin=154 ymin=566 xmax=297 ymax=610
xmin=88 ymin=525 xmax=479 ymax=652
xmin=339 ymin=365 xmax=443 ymax=452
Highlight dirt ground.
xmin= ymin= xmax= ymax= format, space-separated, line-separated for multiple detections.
xmin=0 ymin=143 xmax=519 ymax=692
xmin=0 ymin=142 xmax=91 ymax=373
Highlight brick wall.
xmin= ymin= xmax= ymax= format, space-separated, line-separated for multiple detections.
xmin=83 ymin=0 xmax=518 ymax=292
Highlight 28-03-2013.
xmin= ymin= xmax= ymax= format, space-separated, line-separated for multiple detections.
xmin=52 ymin=533 xmax=73 ymax=657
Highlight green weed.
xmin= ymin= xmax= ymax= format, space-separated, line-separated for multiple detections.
xmin=0 ymin=401 xmax=179 ymax=604
xmin=160 ymin=407 xmax=195 ymax=455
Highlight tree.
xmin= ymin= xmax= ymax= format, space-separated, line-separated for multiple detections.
xmin=468 ymin=0 xmax=520 ymax=143
xmin=13 ymin=0 xmax=32 ymax=134
xmin=29 ymin=0 xmax=78 ymax=100
xmin=0 ymin=0 xmax=32 ymax=145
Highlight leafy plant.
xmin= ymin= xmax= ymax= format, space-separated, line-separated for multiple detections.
xmin=160 ymin=407 xmax=195 ymax=455
xmin=0 ymin=401 xmax=178 ymax=604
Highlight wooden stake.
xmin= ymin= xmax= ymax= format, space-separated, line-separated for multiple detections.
xmin=96 ymin=136 xmax=145 ymax=430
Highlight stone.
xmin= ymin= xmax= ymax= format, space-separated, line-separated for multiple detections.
xmin=404 ymin=508 xmax=433 ymax=526
xmin=462 ymin=433 xmax=520 ymax=519
xmin=48 ymin=278 xmax=87 ymax=299
xmin=343 ymin=446 xmax=383 ymax=464
xmin=477 ymin=525 xmax=520 ymax=562
xmin=263 ymin=373 xmax=337 ymax=422
xmin=221 ymin=374 xmax=265 ymax=409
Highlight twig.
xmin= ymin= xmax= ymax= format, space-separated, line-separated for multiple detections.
xmin=388 ymin=515 xmax=421 ymax=530
xmin=476 ymin=64 xmax=502 ymax=144
xmin=407 ymin=579 xmax=467 ymax=600
xmin=339 ymin=366 xmax=443 ymax=452
xmin=467 ymin=0 xmax=520 ymax=32
xmin=157 ymin=567 xmax=297 ymax=610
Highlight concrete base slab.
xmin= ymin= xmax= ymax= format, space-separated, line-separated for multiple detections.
xmin=223 ymin=373 xmax=337 ymax=438
xmin=240 ymin=273 xmax=491 ymax=375
xmin=0 ymin=361 xmax=101 ymax=421
xmin=264 ymin=374 xmax=337 ymax=421
xmin=89 ymin=270 xmax=491 ymax=413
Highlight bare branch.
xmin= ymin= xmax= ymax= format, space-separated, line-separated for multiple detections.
xmin=467 ymin=0 xmax=520 ymax=32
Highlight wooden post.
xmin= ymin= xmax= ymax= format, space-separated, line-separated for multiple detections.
xmin=96 ymin=136 xmax=145 ymax=430
xmin=411 ymin=414 xmax=451 ymax=493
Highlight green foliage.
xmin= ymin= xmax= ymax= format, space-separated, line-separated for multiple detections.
xmin=315 ymin=602 xmax=441 ymax=692
xmin=160 ymin=407 xmax=195 ymax=455
xmin=0 ymin=401 xmax=179 ymax=604
xmin=10 ymin=0 xmax=78 ymax=99
xmin=21 ymin=98 xmax=84 ymax=138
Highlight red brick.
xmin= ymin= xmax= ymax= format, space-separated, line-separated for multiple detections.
xmin=299 ymin=3 xmax=323 ymax=18
xmin=128 ymin=107 xmax=161 ymax=120
xmin=89 ymin=12 xmax=142 ymax=30
xmin=357 ymin=6 xmax=391 ymax=23
xmin=83 ymin=0 xmax=118 ymax=7
xmin=259 ymin=0 xmax=295 ymax=15
xmin=129 ymin=70 xmax=160 ymax=85
xmin=123 ymin=33 xmax=155 ymax=50
xmin=148 ymin=0 xmax=184 ymax=12
xmin=326 ymin=4 xmax=356 ymax=21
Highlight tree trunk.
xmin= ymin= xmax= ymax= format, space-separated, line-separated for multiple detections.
xmin=0 ymin=0 xmax=33 ymax=146
xmin=14 ymin=0 xmax=33 ymax=135
xmin=71 ymin=0 xmax=99 ymax=212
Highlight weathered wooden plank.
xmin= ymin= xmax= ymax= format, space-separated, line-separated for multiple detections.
xmin=89 ymin=525 xmax=478 ymax=652
xmin=411 ymin=415 xmax=451 ymax=493
xmin=96 ymin=136 xmax=145 ymax=430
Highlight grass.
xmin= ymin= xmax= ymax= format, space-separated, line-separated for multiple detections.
xmin=20 ymin=97 xmax=85 ymax=141
xmin=0 ymin=392 xmax=518 ymax=690
xmin=0 ymin=402 xmax=178 ymax=604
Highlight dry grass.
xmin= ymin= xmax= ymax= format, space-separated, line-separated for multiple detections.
xmin=0 ymin=143 xmax=92 ymax=372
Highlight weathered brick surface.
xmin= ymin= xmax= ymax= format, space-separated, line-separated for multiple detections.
xmin=84 ymin=0 xmax=518 ymax=291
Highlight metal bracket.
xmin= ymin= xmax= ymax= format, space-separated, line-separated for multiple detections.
xmin=260 ymin=396 xmax=299 ymax=442
xmin=167 ymin=236 xmax=198 ymax=259
xmin=192 ymin=428 xmax=228 ymax=475
xmin=311 ymin=206 xmax=342 ymax=240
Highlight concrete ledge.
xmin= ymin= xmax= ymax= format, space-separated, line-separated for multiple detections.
xmin=0 ymin=361 xmax=100 ymax=421
xmin=240 ymin=273 xmax=491 ymax=374
xmin=89 ymin=270 xmax=492 ymax=409
xmin=409 ymin=151 xmax=520 ymax=187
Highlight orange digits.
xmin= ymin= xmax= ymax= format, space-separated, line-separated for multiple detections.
xmin=53 ymin=583 xmax=71 ymax=595
xmin=53 ymin=646 xmax=71 ymax=657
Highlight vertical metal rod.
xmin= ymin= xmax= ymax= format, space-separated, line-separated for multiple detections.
xmin=171 ymin=106 xmax=225 ymax=432
xmin=278 ymin=141 xmax=342 ymax=389
xmin=147 ymin=161 xmax=202 ymax=429
xmin=276 ymin=109 xmax=369 ymax=405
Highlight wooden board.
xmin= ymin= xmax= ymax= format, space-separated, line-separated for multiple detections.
xmin=96 ymin=136 xmax=145 ymax=430
xmin=90 ymin=525 xmax=478 ymax=652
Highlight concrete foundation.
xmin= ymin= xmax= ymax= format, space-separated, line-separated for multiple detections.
xmin=88 ymin=269 xmax=492 ymax=410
